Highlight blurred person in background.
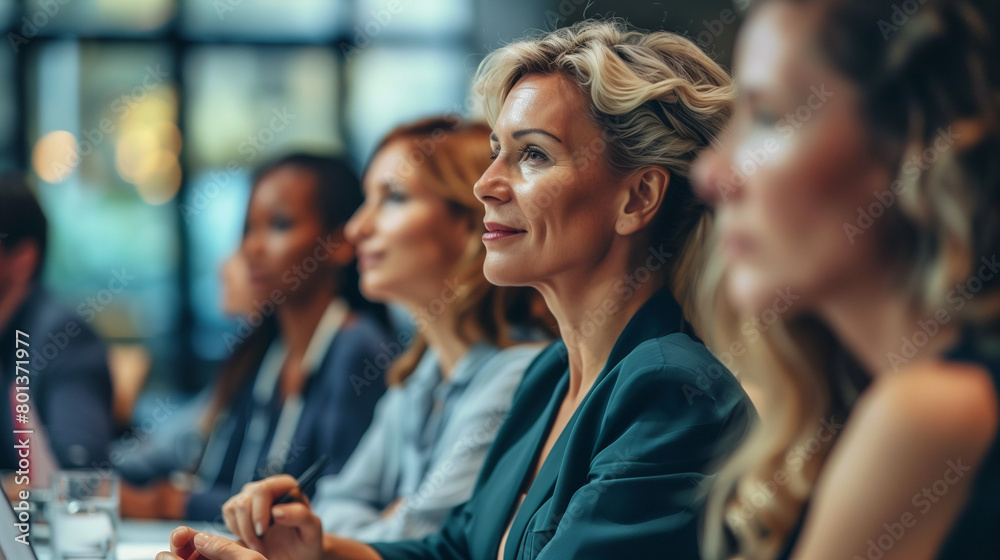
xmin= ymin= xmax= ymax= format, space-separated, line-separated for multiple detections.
xmin=693 ymin=1 xmax=1000 ymax=559
xmin=0 ymin=173 xmax=114 ymax=493
xmin=116 ymin=252 xmax=256 ymax=497
xmin=222 ymin=116 xmax=552 ymax=542
xmin=162 ymin=20 xmax=755 ymax=560
xmin=124 ymin=154 xmax=390 ymax=521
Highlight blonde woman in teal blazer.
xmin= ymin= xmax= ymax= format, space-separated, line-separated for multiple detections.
xmin=159 ymin=20 xmax=756 ymax=560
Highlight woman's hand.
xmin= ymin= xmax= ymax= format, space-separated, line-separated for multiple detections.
xmin=155 ymin=527 xmax=264 ymax=560
xmin=221 ymin=475 xmax=324 ymax=558
xmin=379 ymin=498 xmax=403 ymax=519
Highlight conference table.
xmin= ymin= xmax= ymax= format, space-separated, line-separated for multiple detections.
xmin=32 ymin=519 xmax=233 ymax=560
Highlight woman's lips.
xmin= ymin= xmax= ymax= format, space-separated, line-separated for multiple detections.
xmin=357 ymin=252 xmax=383 ymax=272
xmin=248 ymin=267 xmax=267 ymax=286
xmin=483 ymin=221 xmax=526 ymax=242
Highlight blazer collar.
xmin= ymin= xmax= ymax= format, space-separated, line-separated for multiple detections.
xmin=548 ymin=285 xmax=690 ymax=377
xmin=604 ymin=285 xmax=689 ymax=369
xmin=409 ymin=341 xmax=499 ymax=391
xmin=500 ymin=285 xmax=689 ymax=560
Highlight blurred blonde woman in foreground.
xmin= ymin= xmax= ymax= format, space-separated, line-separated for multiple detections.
xmin=692 ymin=0 xmax=1000 ymax=559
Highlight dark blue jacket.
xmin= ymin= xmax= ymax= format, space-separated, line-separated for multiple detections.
xmin=0 ymin=286 xmax=114 ymax=471
xmin=185 ymin=312 xmax=389 ymax=521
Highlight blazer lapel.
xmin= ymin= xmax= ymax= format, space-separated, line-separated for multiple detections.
xmin=489 ymin=364 xmax=569 ymax=560
xmin=495 ymin=286 xmax=688 ymax=560
xmin=502 ymin=401 xmax=572 ymax=560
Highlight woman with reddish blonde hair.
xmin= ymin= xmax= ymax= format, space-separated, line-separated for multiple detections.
xmin=220 ymin=116 xmax=551 ymax=544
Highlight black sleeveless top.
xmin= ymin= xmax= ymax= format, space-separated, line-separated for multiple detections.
xmin=775 ymin=328 xmax=1000 ymax=560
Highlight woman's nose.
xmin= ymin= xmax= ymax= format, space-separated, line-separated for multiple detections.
xmin=474 ymin=160 xmax=512 ymax=207
xmin=692 ymin=139 xmax=741 ymax=207
xmin=345 ymin=204 xmax=372 ymax=244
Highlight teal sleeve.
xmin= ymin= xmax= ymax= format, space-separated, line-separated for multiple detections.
xmin=368 ymin=497 xmax=475 ymax=560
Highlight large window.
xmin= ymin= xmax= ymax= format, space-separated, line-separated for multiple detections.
xmin=4 ymin=0 xmax=490 ymax=392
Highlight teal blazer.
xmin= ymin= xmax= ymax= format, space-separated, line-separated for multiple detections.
xmin=370 ymin=288 xmax=756 ymax=559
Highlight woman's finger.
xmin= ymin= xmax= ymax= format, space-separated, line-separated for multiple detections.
xmin=223 ymin=492 xmax=263 ymax=552
xmin=271 ymin=502 xmax=323 ymax=543
xmin=169 ymin=526 xmax=200 ymax=559
xmin=192 ymin=532 xmax=265 ymax=560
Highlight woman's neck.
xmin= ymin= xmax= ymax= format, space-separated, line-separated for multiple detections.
xmin=276 ymin=286 xmax=337 ymax=364
xmin=817 ymin=280 xmax=960 ymax=376
xmin=537 ymin=243 xmax=667 ymax=401
xmin=413 ymin=307 xmax=478 ymax=381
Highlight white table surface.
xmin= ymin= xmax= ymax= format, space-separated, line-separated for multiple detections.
xmin=34 ymin=520 xmax=235 ymax=560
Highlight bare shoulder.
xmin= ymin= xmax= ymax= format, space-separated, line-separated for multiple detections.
xmin=857 ymin=359 xmax=998 ymax=455
xmin=794 ymin=360 xmax=999 ymax=559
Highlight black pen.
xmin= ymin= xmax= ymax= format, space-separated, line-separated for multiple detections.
xmin=265 ymin=454 xmax=330 ymax=530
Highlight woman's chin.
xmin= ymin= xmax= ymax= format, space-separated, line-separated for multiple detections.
xmin=725 ymin=266 xmax=779 ymax=318
xmin=482 ymin=259 xmax=527 ymax=287
xmin=359 ymin=280 xmax=392 ymax=304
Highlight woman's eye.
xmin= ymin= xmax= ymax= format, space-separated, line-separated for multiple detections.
xmin=751 ymin=109 xmax=781 ymax=127
xmin=519 ymin=146 xmax=548 ymax=163
xmin=379 ymin=188 xmax=408 ymax=205
xmin=270 ymin=216 xmax=293 ymax=230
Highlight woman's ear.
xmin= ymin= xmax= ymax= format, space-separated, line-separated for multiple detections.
xmin=615 ymin=166 xmax=670 ymax=236
xmin=328 ymin=226 xmax=355 ymax=266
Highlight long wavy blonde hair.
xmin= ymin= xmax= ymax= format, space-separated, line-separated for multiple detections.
xmin=701 ymin=1 xmax=1000 ymax=558
xmin=473 ymin=19 xmax=736 ymax=324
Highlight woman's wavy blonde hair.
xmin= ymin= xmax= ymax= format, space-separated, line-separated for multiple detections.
xmin=700 ymin=1 xmax=1000 ymax=558
xmin=473 ymin=18 xmax=736 ymax=322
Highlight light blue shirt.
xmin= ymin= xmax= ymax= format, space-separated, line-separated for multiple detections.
xmin=313 ymin=341 xmax=543 ymax=541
